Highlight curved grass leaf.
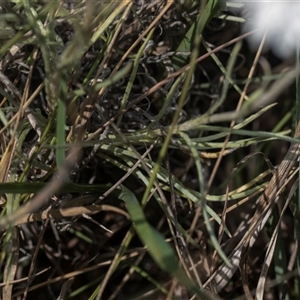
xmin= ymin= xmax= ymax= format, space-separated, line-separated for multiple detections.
xmin=119 ymin=185 xmax=215 ymax=299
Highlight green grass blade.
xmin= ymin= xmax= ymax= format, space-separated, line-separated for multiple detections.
xmin=56 ymin=98 xmax=66 ymax=169
xmin=119 ymin=185 xmax=215 ymax=298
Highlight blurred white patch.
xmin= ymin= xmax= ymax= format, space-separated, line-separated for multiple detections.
xmin=234 ymin=1 xmax=300 ymax=58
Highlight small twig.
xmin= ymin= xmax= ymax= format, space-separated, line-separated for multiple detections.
xmin=13 ymin=204 xmax=129 ymax=226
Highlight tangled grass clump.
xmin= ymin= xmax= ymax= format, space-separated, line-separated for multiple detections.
xmin=0 ymin=1 xmax=299 ymax=299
